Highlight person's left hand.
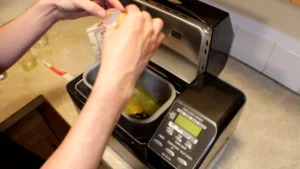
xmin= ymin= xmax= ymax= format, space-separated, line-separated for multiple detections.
xmin=41 ymin=0 xmax=124 ymax=20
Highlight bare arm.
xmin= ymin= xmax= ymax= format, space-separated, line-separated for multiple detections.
xmin=42 ymin=5 xmax=164 ymax=169
xmin=0 ymin=0 xmax=124 ymax=72
xmin=42 ymin=66 xmax=133 ymax=169
xmin=0 ymin=1 xmax=56 ymax=72
xmin=0 ymin=0 xmax=163 ymax=168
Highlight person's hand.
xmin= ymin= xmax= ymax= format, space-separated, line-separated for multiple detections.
xmin=41 ymin=0 xmax=124 ymax=20
xmin=95 ymin=4 xmax=164 ymax=98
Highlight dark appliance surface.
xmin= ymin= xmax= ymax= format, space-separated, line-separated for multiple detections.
xmin=147 ymin=73 xmax=245 ymax=169
xmin=66 ymin=72 xmax=246 ymax=169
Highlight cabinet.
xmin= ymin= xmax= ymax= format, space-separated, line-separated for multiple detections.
xmin=0 ymin=96 xmax=70 ymax=167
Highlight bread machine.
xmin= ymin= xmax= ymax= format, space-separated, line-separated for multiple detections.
xmin=66 ymin=0 xmax=246 ymax=168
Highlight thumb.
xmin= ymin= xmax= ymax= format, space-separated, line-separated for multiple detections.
xmin=75 ymin=0 xmax=106 ymax=18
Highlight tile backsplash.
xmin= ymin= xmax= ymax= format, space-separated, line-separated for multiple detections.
xmin=229 ymin=17 xmax=300 ymax=93
xmin=0 ymin=0 xmax=37 ymax=24
xmin=230 ymin=27 xmax=274 ymax=72
xmin=202 ymin=0 xmax=300 ymax=94
xmin=263 ymin=44 xmax=300 ymax=92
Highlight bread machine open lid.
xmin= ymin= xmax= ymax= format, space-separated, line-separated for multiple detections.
xmin=134 ymin=0 xmax=212 ymax=84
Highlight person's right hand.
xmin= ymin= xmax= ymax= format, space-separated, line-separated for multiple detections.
xmin=95 ymin=4 xmax=164 ymax=99
xmin=41 ymin=0 xmax=124 ymax=20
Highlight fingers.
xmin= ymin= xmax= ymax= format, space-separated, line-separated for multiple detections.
xmin=121 ymin=6 xmax=164 ymax=57
xmin=75 ymin=0 xmax=106 ymax=18
xmin=149 ymin=33 xmax=165 ymax=54
xmin=141 ymin=11 xmax=154 ymax=51
xmin=155 ymin=33 xmax=165 ymax=49
xmin=144 ymin=18 xmax=163 ymax=56
xmin=142 ymin=11 xmax=152 ymax=21
xmin=125 ymin=4 xmax=142 ymax=26
xmin=141 ymin=11 xmax=153 ymax=35
xmin=146 ymin=32 xmax=165 ymax=60
xmin=122 ymin=5 xmax=144 ymax=31
xmin=125 ymin=4 xmax=141 ymax=13
xmin=92 ymin=0 xmax=104 ymax=7
xmin=122 ymin=5 xmax=164 ymax=38
xmin=115 ymin=4 xmax=164 ymax=58
xmin=152 ymin=18 xmax=164 ymax=39
xmin=107 ymin=0 xmax=125 ymax=11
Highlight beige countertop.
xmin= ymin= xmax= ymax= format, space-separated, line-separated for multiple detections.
xmin=1 ymin=16 xmax=300 ymax=169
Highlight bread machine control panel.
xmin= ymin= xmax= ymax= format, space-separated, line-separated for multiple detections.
xmin=148 ymin=100 xmax=217 ymax=169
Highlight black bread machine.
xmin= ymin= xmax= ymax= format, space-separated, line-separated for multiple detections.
xmin=67 ymin=0 xmax=246 ymax=168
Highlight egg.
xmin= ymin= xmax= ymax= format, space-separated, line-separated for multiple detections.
xmin=116 ymin=13 xmax=127 ymax=27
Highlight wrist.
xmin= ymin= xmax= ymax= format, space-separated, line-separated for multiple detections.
xmin=88 ymin=77 xmax=133 ymax=117
xmin=93 ymin=65 xmax=135 ymax=103
xmin=35 ymin=0 xmax=59 ymax=23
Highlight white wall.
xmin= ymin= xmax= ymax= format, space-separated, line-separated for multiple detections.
xmin=200 ymin=0 xmax=300 ymax=93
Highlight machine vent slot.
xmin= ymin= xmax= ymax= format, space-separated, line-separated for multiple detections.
xmin=170 ymin=30 xmax=182 ymax=40
xmin=181 ymin=15 xmax=188 ymax=19
xmin=164 ymin=7 xmax=170 ymax=11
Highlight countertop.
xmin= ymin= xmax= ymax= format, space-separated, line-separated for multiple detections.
xmin=0 ymin=16 xmax=300 ymax=169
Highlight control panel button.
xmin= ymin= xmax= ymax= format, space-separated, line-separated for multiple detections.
xmin=162 ymin=153 xmax=171 ymax=161
xmin=165 ymin=148 xmax=175 ymax=156
xmin=166 ymin=130 xmax=173 ymax=136
xmin=166 ymin=127 xmax=174 ymax=136
xmin=175 ymin=135 xmax=182 ymax=142
xmin=158 ymin=134 xmax=165 ymax=140
xmin=177 ymin=157 xmax=187 ymax=166
xmin=190 ymin=137 xmax=198 ymax=144
xmin=184 ymin=141 xmax=192 ymax=149
xmin=169 ymin=111 xmax=176 ymax=119
xmin=153 ymin=139 xmax=163 ymax=147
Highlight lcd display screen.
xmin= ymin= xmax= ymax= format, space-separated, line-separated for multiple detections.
xmin=174 ymin=114 xmax=202 ymax=137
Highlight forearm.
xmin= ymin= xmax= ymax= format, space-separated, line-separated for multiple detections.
xmin=40 ymin=3 xmax=160 ymax=169
xmin=42 ymin=66 xmax=133 ymax=169
xmin=0 ymin=0 xmax=57 ymax=72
